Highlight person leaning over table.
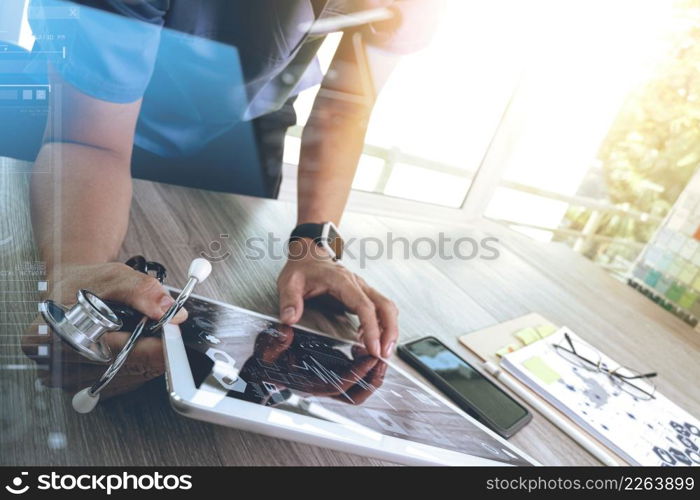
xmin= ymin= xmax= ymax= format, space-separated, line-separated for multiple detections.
xmin=20 ymin=0 xmax=442 ymax=396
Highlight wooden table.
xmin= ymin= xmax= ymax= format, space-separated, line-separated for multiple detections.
xmin=2 ymin=156 xmax=699 ymax=466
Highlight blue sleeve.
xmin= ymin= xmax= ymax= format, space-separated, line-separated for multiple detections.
xmin=28 ymin=0 xmax=168 ymax=103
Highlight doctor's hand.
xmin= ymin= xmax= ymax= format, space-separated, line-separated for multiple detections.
xmin=276 ymin=238 xmax=399 ymax=358
xmin=21 ymin=262 xmax=188 ymax=398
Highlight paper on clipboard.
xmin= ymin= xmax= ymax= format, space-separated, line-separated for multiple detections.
xmin=458 ymin=313 xmax=557 ymax=363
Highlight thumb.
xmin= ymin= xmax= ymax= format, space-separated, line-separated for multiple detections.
xmin=278 ymin=272 xmax=305 ymax=324
xmin=100 ymin=267 xmax=186 ymax=323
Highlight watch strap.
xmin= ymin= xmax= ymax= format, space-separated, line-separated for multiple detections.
xmin=289 ymin=222 xmax=343 ymax=260
xmin=290 ymin=223 xmax=326 ymax=243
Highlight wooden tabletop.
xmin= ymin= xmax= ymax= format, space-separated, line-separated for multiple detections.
xmin=2 ymin=156 xmax=699 ymax=466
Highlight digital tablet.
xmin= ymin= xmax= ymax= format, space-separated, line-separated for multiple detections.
xmin=162 ymin=291 xmax=537 ymax=466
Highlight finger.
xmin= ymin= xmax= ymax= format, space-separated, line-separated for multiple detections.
xmin=23 ymin=336 xmax=98 ymax=365
xmin=21 ymin=318 xmax=51 ymax=355
xmin=329 ymin=273 xmax=381 ymax=357
xmin=38 ymin=360 xmax=152 ymax=389
xmin=97 ymin=263 xmax=177 ymax=321
xmin=40 ymin=370 xmax=153 ymax=399
xmin=97 ymin=374 xmax=154 ymax=399
xmin=22 ymin=318 xmax=102 ymax=365
xmin=38 ymin=362 xmax=112 ymax=391
xmin=277 ymin=270 xmax=306 ymax=324
xmin=171 ymin=306 xmax=188 ymax=324
xmin=359 ymin=282 xmax=399 ymax=357
xmin=36 ymin=350 xmax=161 ymax=392
xmin=102 ymin=332 xmax=165 ymax=377
xmin=24 ymin=320 xmax=165 ymax=396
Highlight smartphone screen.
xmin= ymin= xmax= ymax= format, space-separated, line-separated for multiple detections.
xmin=400 ymin=337 xmax=530 ymax=436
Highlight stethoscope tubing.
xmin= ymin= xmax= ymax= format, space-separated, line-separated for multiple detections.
xmin=87 ymin=276 xmax=199 ymax=398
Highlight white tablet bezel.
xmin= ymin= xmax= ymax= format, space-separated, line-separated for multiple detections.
xmin=162 ymin=290 xmax=538 ymax=466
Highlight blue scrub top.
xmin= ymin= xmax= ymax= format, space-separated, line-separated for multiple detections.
xmin=28 ymin=0 xmax=327 ymax=157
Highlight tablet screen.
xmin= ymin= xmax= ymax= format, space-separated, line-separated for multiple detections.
xmin=178 ymin=295 xmax=531 ymax=465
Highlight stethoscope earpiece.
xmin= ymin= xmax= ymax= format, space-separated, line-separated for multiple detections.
xmin=72 ymin=387 xmax=101 ymax=414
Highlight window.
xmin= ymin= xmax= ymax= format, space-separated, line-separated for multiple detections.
xmin=286 ymin=0 xmax=700 ymax=278
xmin=285 ymin=0 xmax=529 ymax=207
xmin=483 ymin=0 xmax=697 ymax=276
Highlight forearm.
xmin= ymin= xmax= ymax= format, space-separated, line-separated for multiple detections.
xmin=296 ymin=96 xmax=371 ymax=226
xmin=31 ymin=142 xmax=132 ymax=273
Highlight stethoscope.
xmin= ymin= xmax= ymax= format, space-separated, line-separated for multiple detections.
xmin=40 ymin=256 xmax=212 ymax=414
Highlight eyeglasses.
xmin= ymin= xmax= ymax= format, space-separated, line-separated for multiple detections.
xmin=552 ymin=332 xmax=657 ymax=400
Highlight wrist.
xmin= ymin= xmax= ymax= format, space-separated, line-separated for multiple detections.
xmin=287 ymin=237 xmax=333 ymax=262
xmin=45 ymin=258 xmax=102 ymax=279
xmin=289 ymin=221 xmax=344 ymax=261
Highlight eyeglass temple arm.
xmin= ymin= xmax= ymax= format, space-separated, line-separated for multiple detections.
xmin=558 ymin=334 xmax=599 ymax=366
xmin=563 ymin=332 xmax=576 ymax=352
xmin=616 ymin=371 xmax=658 ymax=380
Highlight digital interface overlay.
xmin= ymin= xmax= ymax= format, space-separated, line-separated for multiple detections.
xmin=177 ymin=295 xmax=532 ymax=465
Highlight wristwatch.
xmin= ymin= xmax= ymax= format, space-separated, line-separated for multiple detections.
xmin=289 ymin=222 xmax=344 ymax=261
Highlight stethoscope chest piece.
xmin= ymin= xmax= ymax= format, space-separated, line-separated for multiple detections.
xmin=41 ymin=289 xmax=122 ymax=363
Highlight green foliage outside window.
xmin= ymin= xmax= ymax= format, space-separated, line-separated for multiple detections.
xmin=558 ymin=0 xmax=700 ymax=271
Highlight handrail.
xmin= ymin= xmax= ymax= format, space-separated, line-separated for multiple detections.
xmin=487 ymin=217 xmax=645 ymax=249
xmin=286 ymin=127 xmax=662 ymax=229
xmin=497 ymin=180 xmax=660 ymax=223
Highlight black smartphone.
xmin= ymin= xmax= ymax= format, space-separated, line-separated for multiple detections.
xmin=398 ymin=336 xmax=532 ymax=438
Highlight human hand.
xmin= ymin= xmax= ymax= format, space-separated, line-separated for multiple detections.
xmin=276 ymin=238 xmax=399 ymax=358
xmin=21 ymin=262 xmax=188 ymax=398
